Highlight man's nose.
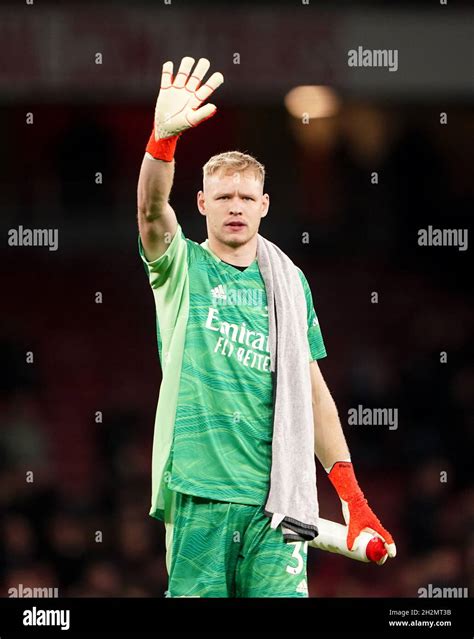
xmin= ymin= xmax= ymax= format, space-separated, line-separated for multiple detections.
xmin=230 ymin=196 xmax=245 ymax=208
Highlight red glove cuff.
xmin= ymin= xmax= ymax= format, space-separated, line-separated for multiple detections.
xmin=327 ymin=461 xmax=364 ymax=502
xmin=145 ymin=127 xmax=180 ymax=162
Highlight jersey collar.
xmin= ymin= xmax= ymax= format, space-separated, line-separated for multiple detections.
xmin=200 ymin=238 xmax=257 ymax=267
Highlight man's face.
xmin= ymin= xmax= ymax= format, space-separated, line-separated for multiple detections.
xmin=197 ymin=170 xmax=269 ymax=249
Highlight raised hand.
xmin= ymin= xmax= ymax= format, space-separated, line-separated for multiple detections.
xmin=154 ymin=56 xmax=224 ymax=140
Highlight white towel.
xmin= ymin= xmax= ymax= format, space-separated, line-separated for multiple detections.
xmin=257 ymin=234 xmax=319 ymax=542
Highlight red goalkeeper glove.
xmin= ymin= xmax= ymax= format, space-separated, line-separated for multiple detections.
xmin=145 ymin=56 xmax=224 ymax=162
xmin=327 ymin=461 xmax=397 ymax=559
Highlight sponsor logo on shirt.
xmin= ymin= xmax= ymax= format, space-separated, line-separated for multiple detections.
xmin=205 ymin=306 xmax=271 ymax=372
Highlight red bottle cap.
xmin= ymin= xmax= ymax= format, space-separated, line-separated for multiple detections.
xmin=366 ymin=536 xmax=388 ymax=562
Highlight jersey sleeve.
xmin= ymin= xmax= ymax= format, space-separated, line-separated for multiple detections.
xmin=138 ymin=224 xmax=187 ymax=289
xmin=297 ymin=269 xmax=327 ymax=362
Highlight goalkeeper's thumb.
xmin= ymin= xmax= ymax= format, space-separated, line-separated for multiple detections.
xmin=188 ymin=103 xmax=217 ymax=128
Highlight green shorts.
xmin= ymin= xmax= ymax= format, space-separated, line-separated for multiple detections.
xmin=163 ymin=490 xmax=309 ymax=598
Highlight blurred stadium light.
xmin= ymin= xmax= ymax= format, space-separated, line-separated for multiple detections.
xmin=285 ymin=86 xmax=341 ymax=119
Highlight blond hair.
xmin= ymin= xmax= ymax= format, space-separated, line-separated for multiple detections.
xmin=202 ymin=151 xmax=265 ymax=186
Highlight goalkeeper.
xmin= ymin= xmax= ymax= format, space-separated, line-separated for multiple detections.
xmin=137 ymin=56 xmax=396 ymax=598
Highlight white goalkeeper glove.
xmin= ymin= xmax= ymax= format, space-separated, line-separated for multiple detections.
xmin=146 ymin=56 xmax=224 ymax=161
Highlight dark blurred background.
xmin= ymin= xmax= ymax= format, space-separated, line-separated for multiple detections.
xmin=0 ymin=1 xmax=472 ymax=598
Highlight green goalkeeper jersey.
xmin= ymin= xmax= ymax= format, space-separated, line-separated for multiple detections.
xmin=139 ymin=224 xmax=326 ymax=521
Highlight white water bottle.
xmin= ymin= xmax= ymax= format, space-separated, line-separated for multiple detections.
xmin=308 ymin=518 xmax=388 ymax=564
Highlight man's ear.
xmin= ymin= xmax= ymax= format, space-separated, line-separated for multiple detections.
xmin=197 ymin=190 xmax=206 ymax=216
xmin=261 ymin=193 xmax=270 ymax=218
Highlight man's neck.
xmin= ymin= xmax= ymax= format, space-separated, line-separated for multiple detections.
xmin=207 ymin=235 xmax=257 ymax=267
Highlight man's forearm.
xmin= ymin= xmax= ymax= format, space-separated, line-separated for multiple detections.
xmin=312 ymin=372 xmax=350 ymax=470
xmin=310 ymin=363 xmax=396 ymax=557
xmin=137 ymin=154 xmax=175 ymax=219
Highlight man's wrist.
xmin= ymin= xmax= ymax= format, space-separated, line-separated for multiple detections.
xmin=324 ymin=457 xmax=351 ymax=474
xmin=327 ymin=460 xmax=365 ymax=503
xmin=145 ymin=127 xmax=180 ymax=162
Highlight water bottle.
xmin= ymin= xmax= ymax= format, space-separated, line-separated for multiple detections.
xmin=308 ymin=517 xmax=388 ymax=564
